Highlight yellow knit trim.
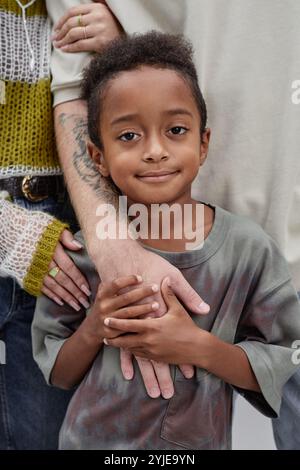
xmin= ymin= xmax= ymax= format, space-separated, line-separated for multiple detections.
xmin=23 ymin=219 xmax=69 ymax=297
xmin=1 ymin=0 xmax=46 ymax=17
xmin=0 ymin=79 xmax=60 ymax=171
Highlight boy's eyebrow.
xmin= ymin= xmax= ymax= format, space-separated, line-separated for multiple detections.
xmin=110 ymin=114 xmax=139 ymax=126
xmin=164 ymin=108 xmax=194 ymax=118
xmin=110 ymin=109 xmax=193 ymax=127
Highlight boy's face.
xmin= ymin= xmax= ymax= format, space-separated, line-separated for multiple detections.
xmin=90 ymin=66 xmax=210 ymax=205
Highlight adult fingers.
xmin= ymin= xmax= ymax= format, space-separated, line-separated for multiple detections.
xmin=43 ymin=274 xmax=82 ymax=312
xmin=135 ymin=357 xmax=161 ymax=398
xmin=178 ymin=364 xmax=195 ymax=379
xmin=53 ymin=5 xmax=91 ymax=34
xmin=171 ymin=270 xmax=210 ymax=315
xmin=41 ymin=285 xmax=63 ymax=306
xmin=59 ymin=229 xmax=83 ymax=251
xmin=53 ymin=243 xmax=91 ymax=296
xmin=60 ymin=38 xmax=97 ymax=53
xmin=150 ymin=361 xmax=174 ymax=399
xmin=120 ymin=348 xmax=134 ymax=380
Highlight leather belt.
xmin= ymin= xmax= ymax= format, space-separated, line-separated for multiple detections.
xmin=0 ymin=175 xmax=66 ymax=202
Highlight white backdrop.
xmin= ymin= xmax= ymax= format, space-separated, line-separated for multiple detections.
xmin=232 ymin=394 xmax=276 ymax=450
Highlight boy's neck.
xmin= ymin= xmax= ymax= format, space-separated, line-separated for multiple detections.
xmin=128 ymin=196 xmax=215 ymax=252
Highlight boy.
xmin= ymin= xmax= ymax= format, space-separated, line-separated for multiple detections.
xmin=32 ymin=32 xmax=300 ymax=450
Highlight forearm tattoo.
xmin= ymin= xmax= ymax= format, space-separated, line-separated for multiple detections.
xmin=58 ymin=112 xmax=119 ymax=206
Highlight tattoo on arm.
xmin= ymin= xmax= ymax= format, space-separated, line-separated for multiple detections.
xmin=58 ymin=112 xmax=119 ymax=206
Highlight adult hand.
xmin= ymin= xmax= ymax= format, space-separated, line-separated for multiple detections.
xmin=42 ymin=229 xmax=91 ymax=311
xmin=94 ymin=240 xmax=210 ymax=399
xmin=52 ymin=1 xmax=123 ymax=53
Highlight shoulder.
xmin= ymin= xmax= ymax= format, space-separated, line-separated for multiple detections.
xmin=216 ymin=206 xmax=290 ymax=278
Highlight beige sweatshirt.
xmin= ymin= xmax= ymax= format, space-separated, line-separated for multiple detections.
xmin=104 ymin=0 xmax=300 ymax=289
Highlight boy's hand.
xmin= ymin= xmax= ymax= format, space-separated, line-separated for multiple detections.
xmin=103 ymin=277 xmax=209 ymax=366
xmin=82 ymin=275 xmax=160 ymax=344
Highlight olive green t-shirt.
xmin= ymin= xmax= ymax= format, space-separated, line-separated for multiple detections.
xmin=32 ymin=206 xmax=300 ymax=449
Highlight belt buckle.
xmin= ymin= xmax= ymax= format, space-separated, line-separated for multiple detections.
xmin=21 ymin=175 xmax=48 ymax=202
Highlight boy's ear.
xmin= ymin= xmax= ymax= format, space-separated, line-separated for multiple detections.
xmin=199 ymin=128 xmax=211 ymax=166
xmin=87 ymin=141 xmax=110 ymax=177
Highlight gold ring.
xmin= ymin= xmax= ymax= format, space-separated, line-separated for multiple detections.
xmin=77 ymin=14 xmax=83 ymax=27
xmin=48 ymin=266 xmax=60 ymax=279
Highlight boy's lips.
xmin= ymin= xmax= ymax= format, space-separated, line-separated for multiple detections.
xmin=136 ymin=170 xmax=179 ymax=183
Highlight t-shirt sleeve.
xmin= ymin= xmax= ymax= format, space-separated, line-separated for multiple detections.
xmin=31 ymin=233 xmax=98 ymax=385
xmin=234 ymin=237 xmax=300 ymax=418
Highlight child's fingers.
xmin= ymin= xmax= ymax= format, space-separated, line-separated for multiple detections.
xmin=113 ymin=302 xmax=159 ymax=319
xmin=99 ymin=274 xmax=143 ymax=298
xmin=109 ymin=283 xmax=159 ymax=311
xmin=104 ymin=317 xmax=147 ymax=333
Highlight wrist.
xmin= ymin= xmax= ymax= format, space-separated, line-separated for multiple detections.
xmin=90 ymin=235 xmax=143 ymax=274
xmin=78 ymin=316 xmax=104 ymax=349
xmin=194 ymin=330 xmax=218 ymax=370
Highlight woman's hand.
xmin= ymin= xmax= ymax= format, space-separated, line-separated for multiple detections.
xmin=42 ymin=229 xmax=91 ymax=311
xmin=52 ymin=1 xmax=123 ymax=53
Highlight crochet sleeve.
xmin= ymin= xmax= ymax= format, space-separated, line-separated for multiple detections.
xmin=0 ymin=199 xmax=68 ymax=296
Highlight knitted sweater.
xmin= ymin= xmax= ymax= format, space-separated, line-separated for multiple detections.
xmin=0 ymin=0 xmax=88 ymax=296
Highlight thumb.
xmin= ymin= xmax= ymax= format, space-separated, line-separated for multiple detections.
xmin=160 ymin=277 xmax=181 ymax=309
xmin=59 ymin=229 xmax=83 ymax=251
xmin=171 ymin=271 xmax=210 ymax=315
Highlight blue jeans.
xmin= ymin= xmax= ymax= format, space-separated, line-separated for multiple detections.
xmin=272 ymin=292 xmax=300 ymax=450
xmin=0 ymin=194 xmax=78 ymax=449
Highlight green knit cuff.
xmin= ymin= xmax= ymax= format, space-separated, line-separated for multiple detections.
xmin=23 ymin=219 xmax=69 ymax=297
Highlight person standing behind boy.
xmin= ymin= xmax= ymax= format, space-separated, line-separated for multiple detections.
xmin=32 ymin=33 xmax=300 ymax=450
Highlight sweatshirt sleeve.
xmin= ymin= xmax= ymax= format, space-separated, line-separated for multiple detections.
xmin=0 ymin=199 xmax=68 ymax=296
xmin=45 ymin=0 xmax=92 ymax=107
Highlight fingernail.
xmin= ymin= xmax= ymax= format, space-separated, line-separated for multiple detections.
xmin=51 ymin=33 xmax=58 ymax=40
xmin=70 ymin=300 xmax=81 ymax=311
xmin=104 ymin=318 xmax=110 ymax=326
xmin=124 ymin=371 xmax=133 ymax=380
xmin=54 ymin=296 xmax=64 ymax=306
xmin=79 ymin=297 xmax=90 ymax=309
xmin=103 ymin=338 xmax=108 ymax=345
xmin=136 ymin=275 xmax=143 ymax=283
xmin=185 ymin=370 xmax=194 ymax=379
xmin=165 ymin=277 xmax=171 ymax=287
xmin=149 ymin=387 xmax=160 ymax=398
xmin=152 ymin=284 xmax=159 ymax=293
xmin=162 ymin=388 xmax=174 ymax=399
xmin=81 ymin=285 xmax=91 ymax=296
xmin=198 ymin=301 xmax=210 ymax=313
xmin=72 ymin=240 xmax=83 ymax=248
xmin=151 ymin=302 xmax=159 ymax=310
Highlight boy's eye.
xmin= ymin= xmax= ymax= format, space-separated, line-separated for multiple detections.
xmin=169 ymin=126 xmax=187 ymax=135
xmin=119 ymin=132 xmax=138 ymax=141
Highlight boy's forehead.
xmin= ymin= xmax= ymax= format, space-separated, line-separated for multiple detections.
xmin=101 ymin=66 xmax=199 ymax=120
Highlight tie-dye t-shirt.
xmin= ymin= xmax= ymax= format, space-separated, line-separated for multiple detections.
xmin=32 ymin=205 xmax=300 ymax=449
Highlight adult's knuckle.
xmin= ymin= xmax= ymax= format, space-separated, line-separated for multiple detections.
xmin=111 ymin=278 xmax=121 ymax=290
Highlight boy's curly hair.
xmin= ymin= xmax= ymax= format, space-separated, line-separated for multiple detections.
xmin=81 ymin=31 xmax=207 ymax=149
